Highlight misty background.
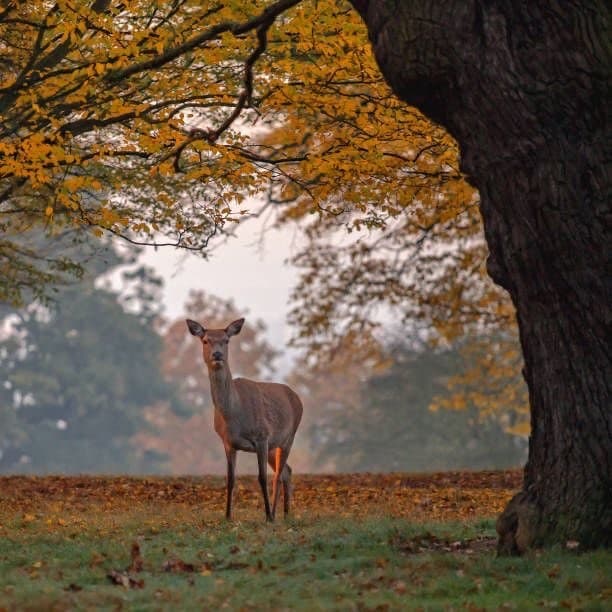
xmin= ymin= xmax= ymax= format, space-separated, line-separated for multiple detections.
xmin=0 ymin=216 xmax=527 ymax=475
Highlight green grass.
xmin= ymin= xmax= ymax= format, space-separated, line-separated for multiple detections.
xmin=0 ymin=516 xmax=609 ymax=610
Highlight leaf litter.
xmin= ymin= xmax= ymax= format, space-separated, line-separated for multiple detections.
xmin=391 ymin=531 xmax=497 ymax=555
xmin=105 ymin=540 xmax=146 ymax=589
xmin=1 ymin=470 xmax=608 ymax=610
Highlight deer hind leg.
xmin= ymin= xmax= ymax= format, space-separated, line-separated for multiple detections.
xmin=282 ymin=463 xmax=292 ymax=517
xmin=269 ymin=448 xmax=290 ymax=519
xmin=256 ymin=441 xmax=273 ymax=522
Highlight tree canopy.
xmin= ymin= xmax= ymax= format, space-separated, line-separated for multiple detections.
xmin=0 ymin=0 xmax=291 ymax=301
xmin=0 ymin=0 xmax=502 ymax=331
xmin=0 ymin=0 xmax=525 ymax=430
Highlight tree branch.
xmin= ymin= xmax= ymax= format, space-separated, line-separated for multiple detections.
xmin=105 ymin=0 xmax=301 ymax=83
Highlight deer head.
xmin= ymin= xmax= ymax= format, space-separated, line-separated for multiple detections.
xmin=186 ymin=318 xmax=245 ymax=371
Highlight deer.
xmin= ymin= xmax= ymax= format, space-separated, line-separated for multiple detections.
xmin=186 ymin=317 xmax=303 ymax=522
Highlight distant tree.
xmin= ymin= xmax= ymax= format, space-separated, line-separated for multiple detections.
xmin=133 ymin=290 xmax=278 ymax=474
xmin=286 ymin=329 xmax=386 ymax=472
xmin=0 ymin=239 xmax=178 ymax=473
xmin=296 ymin=339 xmax=526 ymax=473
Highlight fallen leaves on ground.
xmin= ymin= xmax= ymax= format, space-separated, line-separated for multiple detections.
xmin=106 ymin=540 xmax=146 ymax=589
xmin=0 ymin=470 xmax=607 ymax=612
xmin=106 ymin=569 xmax=144 ymax=589
xmin=0 ymin=470 xmax=521 ymax=533
xmin=391 ymin=531 xmax=497 ymax=555
xmin=162 ymin=558 xmax=196 ymax=573
xmin=128 ymin=541 xmax=144 ymax=573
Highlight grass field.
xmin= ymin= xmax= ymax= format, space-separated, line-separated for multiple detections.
xmin=0 ymin=470 xmax=610 ymax=610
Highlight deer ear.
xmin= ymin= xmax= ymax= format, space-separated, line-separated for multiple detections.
xmin=186 ymin=319 xmax=206 ymax=337
xmin=226 ymin=318 xmax=245 ymax=337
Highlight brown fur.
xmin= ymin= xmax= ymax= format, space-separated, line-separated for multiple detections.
xmin=186 ymin=317 xmax=303 ymax=521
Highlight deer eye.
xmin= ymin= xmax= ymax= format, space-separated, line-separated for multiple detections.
xmin=202 ymin=338 xmax=209 ymax=344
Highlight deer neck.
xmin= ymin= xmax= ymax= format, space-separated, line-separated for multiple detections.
xmin=207 ymin=363 xmax=240 ymax=417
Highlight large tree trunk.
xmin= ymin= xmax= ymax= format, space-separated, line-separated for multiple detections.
xmin=350 ymin=1 xmax=611 ymax=552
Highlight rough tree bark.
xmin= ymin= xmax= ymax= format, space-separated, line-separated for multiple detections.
xmin=349 ymin=1 xmax=611 ymax=553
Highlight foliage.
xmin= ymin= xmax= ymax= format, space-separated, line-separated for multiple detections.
xmin=291 ymin=338 xmax=527 ymax=472
xmin=0 ymin=237 xmax=178 ymax=473
xmin=132 ymin=290 xmax=278 ymax=474
xmin=287 ymin=329 xmax=388 ymax=472
xmin=1 ymin=472 xmax=609 ymax=610
xmin=258 ymin=2 xmax=507 ymax=350
xmin=0 ymin=227 xmax=87 ymax=306
xmin=0 ymin=0 xmax=304 ymax=304
xmin=430 ymin=333 xmax=530 ymax=437
xmin=254 ymin=0 xmax=527 ymax=430
xmin=0 ymin=0 xmax=505 ymax=333
xmin=1 ymin=0 xmax=525 ymax=427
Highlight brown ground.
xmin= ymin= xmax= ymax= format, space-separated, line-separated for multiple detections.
xmin=0 ymin=470 xmax=522 ymax=533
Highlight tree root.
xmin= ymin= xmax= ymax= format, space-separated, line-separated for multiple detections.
xmin=496 ymin=491 xmax=539 ymax=555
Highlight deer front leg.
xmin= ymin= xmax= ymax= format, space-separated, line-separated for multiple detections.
xmin=256 ymin=441 xmax=273 ymax=522
xmin=225 ymin=447 xmax=236 ymax=520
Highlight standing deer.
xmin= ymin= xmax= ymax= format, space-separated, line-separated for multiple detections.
xmin=186 ymin=317 xmax=303 ymax=521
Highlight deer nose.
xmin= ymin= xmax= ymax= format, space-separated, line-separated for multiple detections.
xmin=212 ymin=351 xmax=223 ymax=361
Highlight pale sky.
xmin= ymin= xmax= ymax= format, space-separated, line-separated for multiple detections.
xmin=140 ymin=212 xmax=304 ymax=375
